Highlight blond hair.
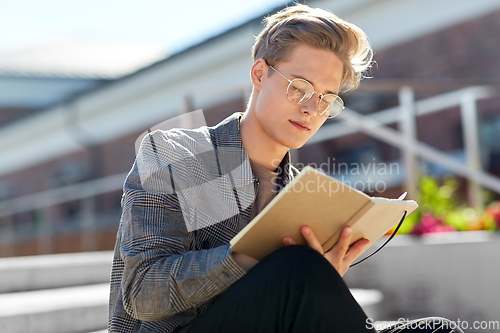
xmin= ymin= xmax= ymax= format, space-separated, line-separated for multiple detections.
xmin=252 ymin=4 xmax=373 ymax=93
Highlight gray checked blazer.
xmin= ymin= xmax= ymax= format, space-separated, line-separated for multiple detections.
xmin=108 ymin=112 xmax=298 ymax=333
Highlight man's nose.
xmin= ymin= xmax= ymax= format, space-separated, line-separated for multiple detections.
xmin=299 ymin=94 xmax=320 ymax=117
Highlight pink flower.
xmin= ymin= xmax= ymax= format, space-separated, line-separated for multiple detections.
xmin=486 ymin=202 xmax=500 ymax=228
xmin=410 ymin=213 xmax=456 ymax=235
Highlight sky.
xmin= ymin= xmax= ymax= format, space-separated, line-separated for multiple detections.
xmin=0 ymin=0 xmax=291 ymax=54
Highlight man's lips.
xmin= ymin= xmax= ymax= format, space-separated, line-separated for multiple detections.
xmin=289 ymin=120 xmax=311 ymax=131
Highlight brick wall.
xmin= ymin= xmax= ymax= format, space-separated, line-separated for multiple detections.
xmin=372 ymin=10 xmax=500 ymax=82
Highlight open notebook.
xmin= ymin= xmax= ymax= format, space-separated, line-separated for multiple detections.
xmin=230 ymin=166 xmax=418 ymax=260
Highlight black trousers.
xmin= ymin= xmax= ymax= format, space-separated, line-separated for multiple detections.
xmin=187 ymin=246 xmax=462 ymax=333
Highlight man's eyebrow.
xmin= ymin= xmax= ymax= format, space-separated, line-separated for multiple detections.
xmin=290 ymin=73 xmax=338 ymax=95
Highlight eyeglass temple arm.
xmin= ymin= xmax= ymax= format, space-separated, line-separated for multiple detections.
xmin=268 ymin=65 xmax=293 ymax=84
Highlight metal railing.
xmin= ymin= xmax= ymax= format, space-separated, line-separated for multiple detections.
xmin=311 ymin=85 xmax=500 ymax=205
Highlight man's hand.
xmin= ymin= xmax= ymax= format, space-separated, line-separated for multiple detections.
xmin=283 ymin=226 xmax=369 ymax=277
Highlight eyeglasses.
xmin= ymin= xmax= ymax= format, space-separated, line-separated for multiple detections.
xmin=269 ymin=65 xmax=344 ymax=119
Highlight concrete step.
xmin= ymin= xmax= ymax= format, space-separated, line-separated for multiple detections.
xmin=350 ymin=288 xmax=384 ymax=319
xmin=0 ymin=283 xmax=383 ymax=333
xmin=0 ymin=251 xmax=384 ymax=333
xmin=0 ymin=251 xmax=113 ymax=293
xmin=0 ymin=283 xmax=109 ymax=333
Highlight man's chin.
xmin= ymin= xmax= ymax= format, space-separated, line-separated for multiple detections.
xmin=287 ymin=141 xmax=307 ymax=150
xmin=276 ymin=135 xmax=309 ymax=150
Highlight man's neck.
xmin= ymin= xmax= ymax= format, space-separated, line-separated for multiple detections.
xmin=240 ymin=111 xmax=288 ymax=172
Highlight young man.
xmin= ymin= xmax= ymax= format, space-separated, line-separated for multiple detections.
xmin=109 ymin=4 xmax=462 ymax=333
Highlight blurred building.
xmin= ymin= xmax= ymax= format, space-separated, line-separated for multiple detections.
xmin=1 ymin=0 xmax=500 ymax=257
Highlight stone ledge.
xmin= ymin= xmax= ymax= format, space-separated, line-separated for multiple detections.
xmin=0 ymin=283 xmax=109 ymax=333
xmin=0 ymin=251 xmax=113 ymax=293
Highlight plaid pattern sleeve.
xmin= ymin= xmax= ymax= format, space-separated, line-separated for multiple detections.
xmin=118 ymin=172 xmax=247 ymax=320
xmin=108 ymin=112 xmax=296 ymax=333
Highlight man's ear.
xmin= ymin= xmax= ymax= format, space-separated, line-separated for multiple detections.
xmin=250 ymin=59 xmax=268 ymax=91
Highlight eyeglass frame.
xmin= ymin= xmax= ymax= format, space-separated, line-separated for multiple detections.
xmin=267 ymin=64 xmax=345 ymax=119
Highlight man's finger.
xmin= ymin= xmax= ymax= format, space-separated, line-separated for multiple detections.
xmin=331 ymin=226 xmax=352 ymax=257
xmin=301 ymin=226 xmax=324 ymax=254
xmin=283 ymin=236 xmax=296 ymax=246
xmin=344 ymin=238 xmax=370 ymax=263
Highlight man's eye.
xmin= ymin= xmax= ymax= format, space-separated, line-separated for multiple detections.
xmin=319 ymin=99 xmax=331 ymax=107
xmin=292 ymin=86 xmax=306 ymax=94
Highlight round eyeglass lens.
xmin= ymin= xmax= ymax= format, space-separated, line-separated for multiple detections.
xmin=320 ymin=95 xmax=344 ymax=118
xmin=287 ymin=79 xmax=314 ymax=104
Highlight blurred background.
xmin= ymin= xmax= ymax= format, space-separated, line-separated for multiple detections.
xmin=0 ymin=0 xmax=499 ymax=332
